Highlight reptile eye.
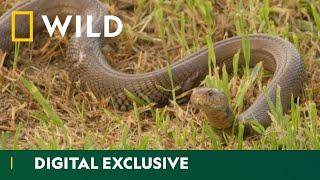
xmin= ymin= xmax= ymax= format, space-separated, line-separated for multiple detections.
xmin=207 ymin=90 xmax=214 ymax=96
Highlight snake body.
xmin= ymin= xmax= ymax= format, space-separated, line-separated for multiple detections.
xmin=0 ymin=0 xmax=305 ymax=135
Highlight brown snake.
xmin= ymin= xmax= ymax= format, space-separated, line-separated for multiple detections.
xmin=0 ymin=0 xmax=305 ymax=135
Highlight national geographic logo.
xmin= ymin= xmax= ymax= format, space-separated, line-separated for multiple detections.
xmin=11 ymin=11 xmax=123 ymax=42
xmin=11 ymin=11 xmax=34 ymax=42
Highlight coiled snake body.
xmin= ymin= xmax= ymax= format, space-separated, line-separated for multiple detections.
xmin=0 ymin=0 xmax=305 ymax=135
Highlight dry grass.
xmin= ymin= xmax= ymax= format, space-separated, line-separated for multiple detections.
xmin=0 ymin=0 xmax=319 ymax=149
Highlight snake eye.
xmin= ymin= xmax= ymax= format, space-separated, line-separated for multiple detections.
xmin=207 ymin=90 xmax=214 ymax=97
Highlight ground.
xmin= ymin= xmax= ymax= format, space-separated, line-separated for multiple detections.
xmin=0 ymin=0 xmax=319 ymax=149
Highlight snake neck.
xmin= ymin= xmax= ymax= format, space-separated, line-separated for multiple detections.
xmin=204 ymin=106 xmax=235 ymax=130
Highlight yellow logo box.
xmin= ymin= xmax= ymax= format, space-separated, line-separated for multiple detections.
xmin=11 ymin=11 xmax=33 ymax=42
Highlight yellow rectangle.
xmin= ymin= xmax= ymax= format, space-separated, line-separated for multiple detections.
xmin=10 ymin=157 xmax=13 ymax=170
xmin=12 ymin=11 xmax=33 ymax=42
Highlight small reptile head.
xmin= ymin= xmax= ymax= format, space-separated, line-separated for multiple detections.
xmin=191 ymin=88 xmax=234 ymax=129
xmin=191 ymin=88 xmax=228 ymax=112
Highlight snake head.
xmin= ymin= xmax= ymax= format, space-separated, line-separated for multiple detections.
xmin=191 ymin=88 xmax=234 ymax=129
xmin=191 ymin=88 xmax=228 ymax=112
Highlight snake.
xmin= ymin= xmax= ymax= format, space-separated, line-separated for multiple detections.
xmin=0 ymin=0 xmax=305 ymax=136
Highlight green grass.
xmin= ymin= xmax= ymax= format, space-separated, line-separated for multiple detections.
xmin=0 ymin=0 xmax=319 ymax=150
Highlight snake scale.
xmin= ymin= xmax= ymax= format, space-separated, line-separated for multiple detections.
xmin=0 ymin=0 xmax=305 ymax=135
